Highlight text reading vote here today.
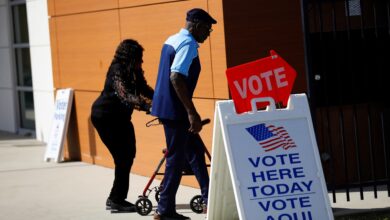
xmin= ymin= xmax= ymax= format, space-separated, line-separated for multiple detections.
xmin=247 ymin=153 xmax=313 ymax=198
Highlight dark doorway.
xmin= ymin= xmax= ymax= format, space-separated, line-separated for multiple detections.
xmin=302 ymin=0 xmax=390 ymax=201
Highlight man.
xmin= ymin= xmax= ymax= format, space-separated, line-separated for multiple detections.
xmin=151 ymin=8 xmax=217 ymax=220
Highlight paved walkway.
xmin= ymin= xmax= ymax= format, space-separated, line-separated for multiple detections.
xmin=0 ymin=131 xmax=389 ymax=220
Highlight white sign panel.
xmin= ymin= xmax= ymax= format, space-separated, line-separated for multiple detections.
xmin=207 ymin=94 xmax=333 ymax=220
xmin=44 ymin=88 xmax=74 ymax=162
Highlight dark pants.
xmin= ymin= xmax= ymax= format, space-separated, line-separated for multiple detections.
xmin=157 ymin=119 xmax=209 ymax=215
xmin=91 ymin=115 xmax=136 ymax=202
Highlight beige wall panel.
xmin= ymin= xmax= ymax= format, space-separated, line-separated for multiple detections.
xmin=208 ymin=0 xmax=229 ymax=99
xmin=72 ymin=91 xmax=94 ymax=163
xmin=131 ymin=111 xmax=167 ymax=179
xmin=193 ymin=98 xmax=214 ymax=152
xmin=50 ymin=0 xmax=223 ymax=189
xmin=53 ymin=0 xmax=118 ymax=16
xmin=47 ymin=0 xmax=55 ymax=16
xmin=55 ymin=10 xmax=120 ymax=90
xmin=119 ymin=0 xmax=215 ymax=99
xmin=49 ymin=18 xmax=60 ymax=88
xmin=70 ymin=91 xmax=114 ymax=166
xmin=195 ymin=42 xmax=213 ymax=98
xmin=119 ymin=0 xmax=178 ymax=8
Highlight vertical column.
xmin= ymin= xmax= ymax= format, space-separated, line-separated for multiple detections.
xmin=26 ymin=0 xmax=55 ymax=142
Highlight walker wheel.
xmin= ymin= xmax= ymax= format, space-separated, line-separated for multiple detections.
xmin=190 ymin=195 xmax=204 ymax=214
xmin=135 ymin=197 xmax=153 ymax=216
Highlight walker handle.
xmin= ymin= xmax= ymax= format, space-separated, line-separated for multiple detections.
xmin=146 ymin=118 xmax=210 ymax=127
xmin=201 ymin=118 xmax=211 ymax=126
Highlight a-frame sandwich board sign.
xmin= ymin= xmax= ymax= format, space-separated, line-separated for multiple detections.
xmin=44 ymin=88 xmax=74 ymax=162
xmin=207 ymin=94 xmax=333 ymax=220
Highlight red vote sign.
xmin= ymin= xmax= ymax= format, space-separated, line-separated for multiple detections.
xmin=226 ymin=50 xmax=296 ymax=114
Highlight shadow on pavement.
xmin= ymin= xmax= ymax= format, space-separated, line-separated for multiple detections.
xmin=333 ymin=207 xmax=390 ymax=217
xmin=0 ymin=131 xmax=32 ymax=141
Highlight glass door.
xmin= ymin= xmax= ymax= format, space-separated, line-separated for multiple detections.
xmin=10 ymin=0 xmax=35 ymax=132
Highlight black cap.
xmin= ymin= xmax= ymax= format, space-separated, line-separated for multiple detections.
xmin=186 ymin=8 xmax=217 ymax=24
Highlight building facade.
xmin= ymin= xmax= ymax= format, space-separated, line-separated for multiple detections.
xmin=1 ymin=0 xmax=388 ymax=192
xmin=46 ymin=0 xmax=307 ymax=188
xmin=0 ymin=0 xmax=317 ymax=188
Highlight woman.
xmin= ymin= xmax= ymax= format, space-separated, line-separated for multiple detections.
xmin=91 ymin=39 xmax=154 ymax=212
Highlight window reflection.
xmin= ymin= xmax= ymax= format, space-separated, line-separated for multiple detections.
xmin=12 ymin=4 xmax=29 ymax=44
xmin=15 ymin=48 xmax=32 ymax=87
xmin=18 ymin=91 xmax=35 ymax=129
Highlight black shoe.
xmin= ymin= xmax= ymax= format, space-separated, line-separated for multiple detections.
xmin=106 ymin=198 xmax=112 ymax=210
xmin=153 ymin=211 xmax=190 ymax=220
xmin=109 ymin=200 xmax=137 ymax=213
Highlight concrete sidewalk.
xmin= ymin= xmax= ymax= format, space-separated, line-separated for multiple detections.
xmin=0 ymin=131 xmax=389 ymax=220
xmin=0 ymin=131 xmax=205 ymax=220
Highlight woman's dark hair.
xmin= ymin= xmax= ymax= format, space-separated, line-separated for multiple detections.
xmin=112 ymin=39 xmax=144 ymax=67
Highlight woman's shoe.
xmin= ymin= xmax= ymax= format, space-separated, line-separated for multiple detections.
xmin=106 ymin=198 xmax=112 ymax=210
xmin=108 ymin=199 xmax=136 ymax=213
xmin=153 ymin=210 xmax=190 ymax=220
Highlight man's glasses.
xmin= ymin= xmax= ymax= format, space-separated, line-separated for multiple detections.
xmin=197 ymin=22 xmax=213 ymax=33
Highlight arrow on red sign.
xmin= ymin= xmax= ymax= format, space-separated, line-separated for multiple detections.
xmin=226 ymin=50 xmax=297 ymax=114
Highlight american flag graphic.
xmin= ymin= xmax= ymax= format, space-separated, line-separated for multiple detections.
xmin=246 ymin=123 xmax=296 ymax=152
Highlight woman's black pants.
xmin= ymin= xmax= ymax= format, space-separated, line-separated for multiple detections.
xmin=91 ymin=115 xmax=136 ymax=202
